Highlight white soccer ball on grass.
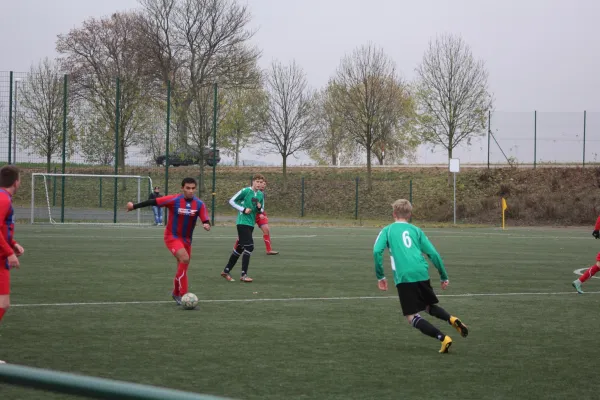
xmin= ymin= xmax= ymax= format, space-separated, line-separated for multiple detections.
xmin=181 ymin=293 xmax=199 ymax=310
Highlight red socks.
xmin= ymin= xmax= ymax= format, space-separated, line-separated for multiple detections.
xmin=263 ymin=234 xmax=272 ymax=252
xmin=173 ymin=263 xmax=189 ymax=296
xmin=579 ymin=265 xmax=600 ymax=283
xmin=0 ymin=308 xmax=5 ymax=323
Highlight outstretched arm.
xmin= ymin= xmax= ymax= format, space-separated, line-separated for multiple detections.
xmin=127 ymin=195 xmax=178 ymax=212
xmin=373 ymin=227 xmax=388 ymax=282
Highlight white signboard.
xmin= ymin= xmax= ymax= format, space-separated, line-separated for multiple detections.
xmin=449 ymin=158 xmax=460 ymax=173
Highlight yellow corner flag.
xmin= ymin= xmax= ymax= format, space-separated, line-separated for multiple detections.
xmin=501 ymin=198 xmax=508 ymax=229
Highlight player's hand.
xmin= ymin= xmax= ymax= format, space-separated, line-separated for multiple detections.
xmin=441 ymin=280 xmax=449 ymax=290
xmin=7 ymin=254 xmax=19 ymax=269
xmin=258 ymin=214 xmax=266 ymax=220
xmin=244 ymin=208 xmax=251 ymax=214
xmin=203 ymin=223 xmax=211 ymax=231
xmin=377 ymin=278 xmax=388 ymax=291
xmin=593 ymin=230 xmax=599 ymax=239
xmin=13 ymin=244 xmax=24 ymax=257
xmin=126 ymin=202 xmax=134 ymax=212
xmin=256 ymin=202 xmax=261 ymax=209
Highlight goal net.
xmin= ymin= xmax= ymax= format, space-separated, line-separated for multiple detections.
xmin=31 ymin=173 xmax=157 ymax=225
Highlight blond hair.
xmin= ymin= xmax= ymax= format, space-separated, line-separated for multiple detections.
xmin=392 ymin=199 xmax=412 ymax=219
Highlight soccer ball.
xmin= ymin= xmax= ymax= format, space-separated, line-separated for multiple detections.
xmin=181 ymin=293 xmax=199 ymax=310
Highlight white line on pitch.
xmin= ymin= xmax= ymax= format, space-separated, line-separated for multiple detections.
xmin=19 ymin=234 xmax=318 ymax=240
xmin=11 ymin=291 xmax=596 ymax=308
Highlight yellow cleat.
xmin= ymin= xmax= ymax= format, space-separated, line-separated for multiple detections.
xmin=449 ymin=316 xmax=469 ymax=338
xmin=439 ymin=336 xmax=452 ymax=354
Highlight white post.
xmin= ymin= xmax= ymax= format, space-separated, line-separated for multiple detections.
xmin=137 ymin=177 xmax=141 ymax=224
xmin=449 ymin=159 xmax=460 ymax=225
xmin=453 ymin=172 xmax=456 ymax=225
xmin=30 ymin=173 xmax=35 ymax=224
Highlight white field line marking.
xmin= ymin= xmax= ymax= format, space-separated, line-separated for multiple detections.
xmin=11 ymin=291 xmax=596 ymax=308
xmin=19 ymin=233 xmax=591 ymax=241
xmin=573 ymin=268 xmax=600 ymax=279
xmin=20 ymin=234 xmax=318 ymax=240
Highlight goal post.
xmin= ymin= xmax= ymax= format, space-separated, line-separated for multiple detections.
xmin=31 ymin=173 xmax=156 ymax=225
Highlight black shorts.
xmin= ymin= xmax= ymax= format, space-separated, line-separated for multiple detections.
xmin=237 ymin=224 xmax=254 ymax=247
xmin=396 ymin=280 xmax=439 ymax=316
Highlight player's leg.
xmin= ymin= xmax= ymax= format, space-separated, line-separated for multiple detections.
xmin=222 ymin=228 xmax=244 ymax=281
xmin=260 ymin=224 xmax=278 ymax=255
xmin=572 ymin=255 xmax=600 ymax=294
xmin=426 ymin=304 xmax=469 ymax=338
xmin=0 ymin=267 xmax=9 ymax=323
xmin=398 ymin=282 xmax=452 ymax=353
xmin=0 ymin=268 xmax=10 ymax=363
xmin=165 ymin=238 xmax=189 ymax=304
xmin=174 ymin=244 xmax=192 ymax=296
xmin=240 ymin=225 xmax=254 ymax=282
xmin=257 ymin=214 xmax=278 ymax=255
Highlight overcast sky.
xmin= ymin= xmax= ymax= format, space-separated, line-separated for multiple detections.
xmin=1 ymin=0 xmax=598 ymax=165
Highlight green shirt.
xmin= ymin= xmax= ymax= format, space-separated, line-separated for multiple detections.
xmin=229 ymin=187 xmax=264 ymax=226
xmin=373 ymin=221 xmax=448 ymax=285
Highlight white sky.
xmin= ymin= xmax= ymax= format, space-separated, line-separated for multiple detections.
xmin=1 ymin=0 xmax=599 ymax=165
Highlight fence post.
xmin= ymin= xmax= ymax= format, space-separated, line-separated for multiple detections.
xmin=487 ymin=110 xmax=491 ymax=169
xmin=301 ymin=177 xmax=305 ymax=217
xmin=113 ymin=77 xmax=120 ymax=224
xmin=99 ymin=177 xmax=103 ymax=208
xmin=354 ymin=177 xmax=359 ymax=219
xmin=211 ymin=82 xmax=218 ymax=225
xmin=164 ymin=80 xmax=171 ymax=224
xmin=8 ymin=71 xmax=12 ymax=164
xmin=533 ymin=110 xmax=537 ymax=169
xmin=60 ymin=75 xmax=68 ymax=223
xmin=583 ymin=110 xmax=587 ymax=168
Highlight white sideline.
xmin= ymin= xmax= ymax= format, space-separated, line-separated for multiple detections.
xmin=10 ymin=291 xmax=596 ymax=308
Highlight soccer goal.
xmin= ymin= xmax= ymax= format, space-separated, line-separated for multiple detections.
xmin=30 ymin=173 xmax=156 ymax=225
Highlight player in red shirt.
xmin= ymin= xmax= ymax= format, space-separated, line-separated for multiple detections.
xmin=233 ymin=179 xmax=279 ymax=255
xmin=0 ymin=165 xmax=25 ymax=364
xmin=572 ymin=216 xmax=600 ymax=294
xmin=127 ymin=177 xmax=210 ymax=305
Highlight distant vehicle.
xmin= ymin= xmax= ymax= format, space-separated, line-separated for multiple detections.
xmin=155 ymin=147 xmax=221 ymax=167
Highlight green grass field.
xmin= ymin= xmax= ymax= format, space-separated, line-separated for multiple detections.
xmin=1 ymin=224 xmax=598 ymax=399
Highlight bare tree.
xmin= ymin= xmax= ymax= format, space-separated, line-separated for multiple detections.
xmin=309 ymin=82 xmax=360 ymax=166
xmin=137 ymin=0 xmax=261 ymax=147
xmin=18 ymin=58 xmax=75 ymax=172
xmin=331 ymin=43 xmax=414 ymax=189
xmin=57 ymin=12 xmax=154 ymax=171
xmin=219 ymin=87 xmax=267 ymax=166
xmin=415 ymin=34 xmax=493 ymax=160
xmin=257 ymin=60 xmax=316 ymax=190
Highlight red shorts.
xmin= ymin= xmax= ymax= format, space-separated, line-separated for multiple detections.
xmin=164 ymin=237 xmax=192 ymax=258
xmin=0 ymin=267 xmax=10 ymax=295
xmin=256 ymin=212 xmax=268 ymax=227
xmin=596 ymin=252 xmax=600 ymax=262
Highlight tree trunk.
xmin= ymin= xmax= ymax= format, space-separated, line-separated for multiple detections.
xmin=46 ymin=153 xmax=52 ymax=173
xmin=447 ymin=146 xmax=453 ymax=186
xmin=235 ymin=135 xmax=240 ymax=167
xmin=282 ymin=154 xmax=288 ymax=192
xmin=366 ymin=148 xmax=372 ymax=191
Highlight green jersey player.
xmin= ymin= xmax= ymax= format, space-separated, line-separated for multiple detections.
xmin=373 ymin=199 xmax=469 ymax=353
xmin=221 ymin=174 xmax=266 ymax=282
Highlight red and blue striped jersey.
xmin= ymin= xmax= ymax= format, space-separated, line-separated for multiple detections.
xmin=156 ymin=194 xmax=209 ymax=243
xmin=0 ymin=189 xmax=16 ymax=267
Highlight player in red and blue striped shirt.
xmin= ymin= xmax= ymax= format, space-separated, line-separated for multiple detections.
xmin=127 ymin=177 xmax=210 ymax=305
xmin=0 ymin=166 xmax=25 ymax=364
